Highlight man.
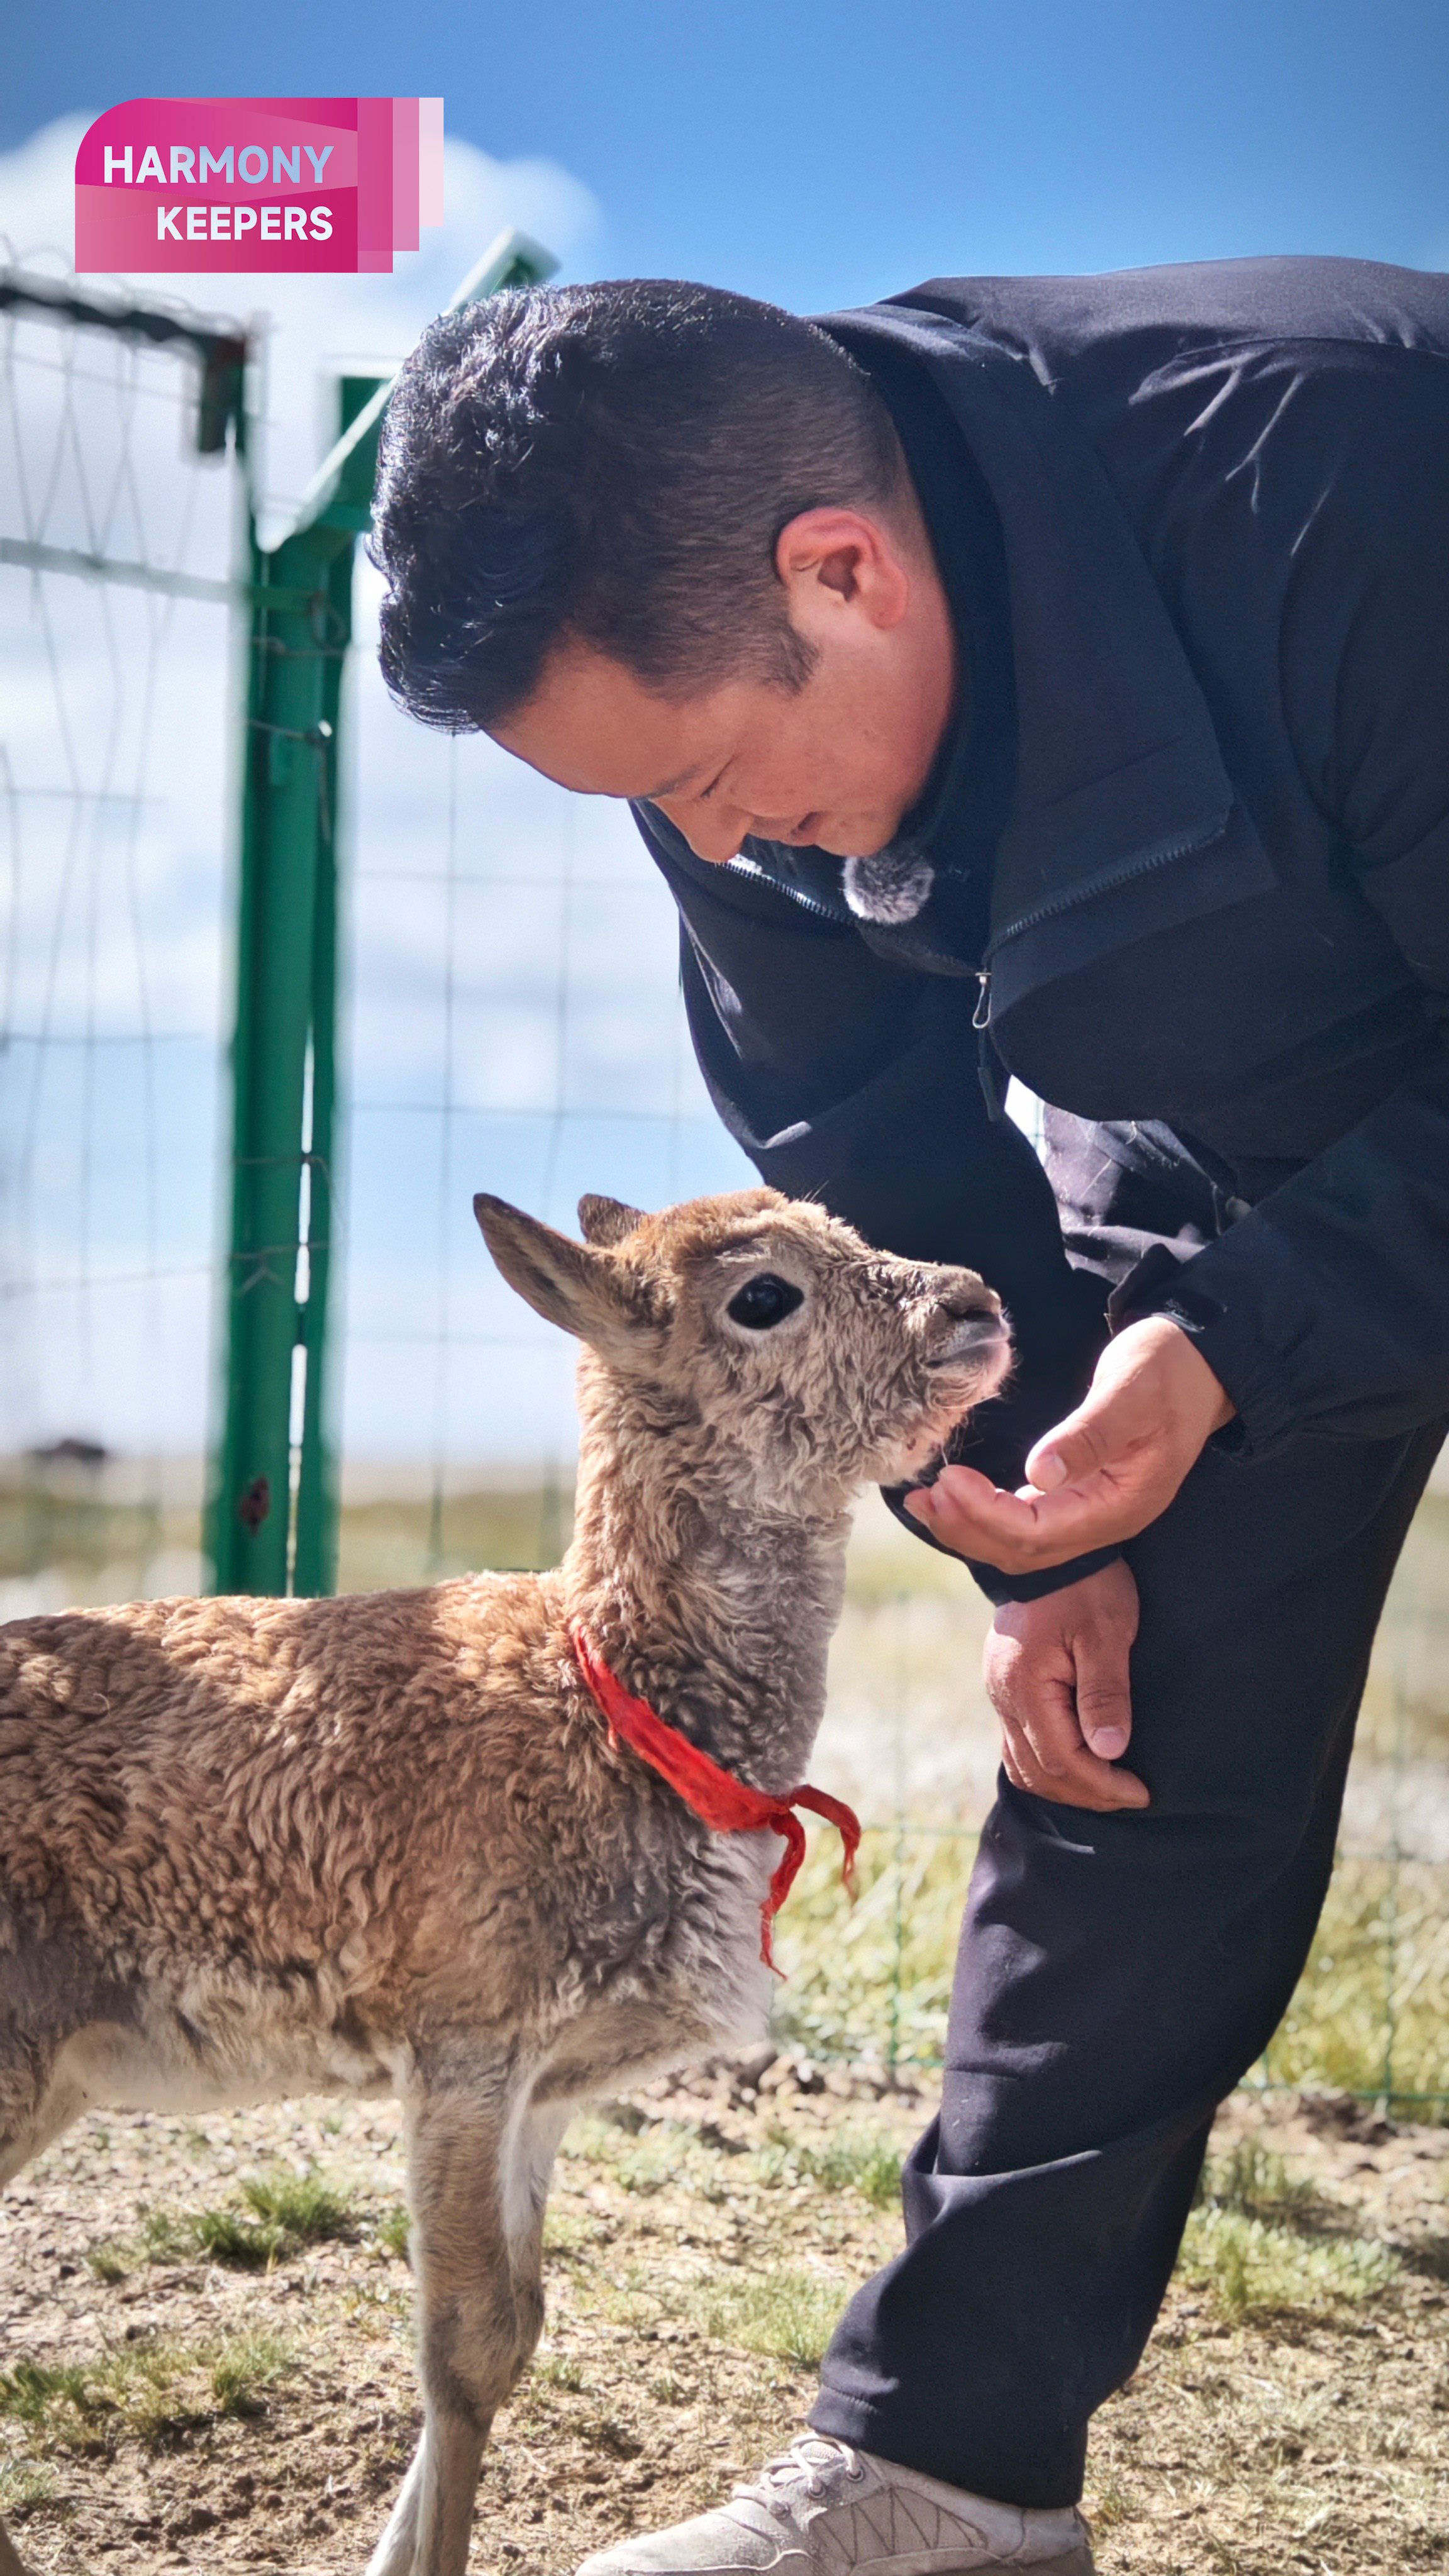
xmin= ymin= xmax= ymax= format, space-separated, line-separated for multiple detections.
xmin=370 ymin=258 xmax=1449 ymax=2575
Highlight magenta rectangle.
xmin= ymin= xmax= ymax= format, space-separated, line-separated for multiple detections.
xmin=418 ymin=97 xmax=445 ymax=228
xmin=354 ymin=94 xmax=394 ymax=272
xmin=391 ymin=95 xmax=419 ymax=254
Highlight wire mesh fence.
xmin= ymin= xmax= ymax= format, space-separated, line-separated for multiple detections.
xmin=0 ymin=274 xmax=242 ymax=1609
xmin=3 ymin=269 xmax=1446 ymax=2117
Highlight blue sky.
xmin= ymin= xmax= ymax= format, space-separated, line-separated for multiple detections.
xmin=6 ymin=0 xmax=1448 ymax=308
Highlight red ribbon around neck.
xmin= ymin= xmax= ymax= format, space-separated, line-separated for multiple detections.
xmin=570 ymin=1622 xmax=861 ymax=1974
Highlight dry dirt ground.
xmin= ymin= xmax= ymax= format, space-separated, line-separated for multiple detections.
xmin=2 ymin=2062 xmax=1447 ymax=2576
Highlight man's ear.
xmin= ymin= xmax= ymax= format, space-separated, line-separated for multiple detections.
xmin=474 ymin=1194 xmax=666 ymax=1348
xmin=577 ymin=1192 xmax=647 ymax=1247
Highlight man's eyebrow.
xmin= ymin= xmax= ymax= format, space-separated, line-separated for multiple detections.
xmin=639 ymin=764 xmax=706 ymax=801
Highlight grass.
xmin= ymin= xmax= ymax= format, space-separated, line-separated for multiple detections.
xmin=754 ymin=2126 xmax=902 ymax=2209
xmin=691 ymin=2267 xmax=852 ymax=2367
xmin=373 ymin=2204 xmax=411 ymax=2262
xmin=136 ymin=2165 xmax=358 ymax=2270
xmin=208 ymin=2329 xmax=296 ymax=2419
xmin=0 ymin=2329 xmax=297 ymax=2453
xmin=1177 ymin=2201 xmax=1401 ymax=2320
xmin=239 ymin=2167 xmax=352 ymax=2238
xmin=0 ymin=2459 xmax=58 ymax=2514
xmin=1177 ymin=2143 xmax=1401 ymax=2321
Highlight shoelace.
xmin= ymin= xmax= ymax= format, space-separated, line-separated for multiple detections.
xmin=735 ymin=2436 xmax=866 ymax=2518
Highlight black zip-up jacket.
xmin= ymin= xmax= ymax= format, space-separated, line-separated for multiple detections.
xmin=633 ymin=257 xmax=1449 ymax=1602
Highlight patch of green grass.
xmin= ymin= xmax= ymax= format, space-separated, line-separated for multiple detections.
xmin=209 ymin=2330 xmax=296 ymax=2418
xmin=615 ymin=2140 xmax=682 ymax=2196
xmin=1176 ymin=2202 xmax=1399 ymax=2322
xmin=373 ymin=2204 xmax=411 ymax=2262
xmin=0 ymin=2361 xmax=93 ymax=2428
xmin=1085 ymin=2475 xmax=1135 ymax=2536
xmin=541 ymin=2205 xmax=591 ymax=2256
xmin=84 ymin=2241 xmax=129 ymax=2284
xmin=0 ymin=2459 xmax=58 ymax=2513
xmin=755 ymin=2128 xmax=902 ymax=2209
xmin=240 ymin=2167 xmax=353 ymax=2241
xmin=138 ymin=2167 xmax=357 ymax=2270
xmin=533 ymin=2352 xmax=587 ymax=2392
xmin=192 ymin=2205 xmax=285 ymax=2268
xmin=140 ymin=2207 xmax=189 ymax=2264
xmin=560 ymin=2112 xmax=621 ymax=2165
xmin=0 ymin=2331 xmax=299 ymax=2454
xmin=1258 ymin=1854 xmax=1449 ymax=2107
xmin=692 ymin=2267 xmax=850 ymax=2367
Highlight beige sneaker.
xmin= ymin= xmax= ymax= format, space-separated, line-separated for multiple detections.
xmin=575 ymin=2434 xmax=1094 ymax=2576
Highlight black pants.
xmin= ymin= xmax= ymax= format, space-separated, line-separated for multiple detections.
xmin=809 ymin=1418 xmax=1444 ymax=2508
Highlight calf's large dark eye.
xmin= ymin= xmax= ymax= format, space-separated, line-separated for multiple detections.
xmin=726 ymin=1273 xmax=804 ymax=1330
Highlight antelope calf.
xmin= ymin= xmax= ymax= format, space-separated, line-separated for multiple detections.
xmin=0 ymin=1187 xmax=1008 ymax=2576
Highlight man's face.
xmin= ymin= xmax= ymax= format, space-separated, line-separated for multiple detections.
xmin=492 ymin=506 xmax=956 ymax=865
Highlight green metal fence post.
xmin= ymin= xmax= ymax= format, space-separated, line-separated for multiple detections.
xmin=207 ymin=433 xmax=370 ymax=1597
xmin=208 ymin=231 xmax=557 ymax=1599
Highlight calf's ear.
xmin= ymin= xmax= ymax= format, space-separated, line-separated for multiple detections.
xmin=474 ymin=1194 xmax=668 ymax=1350
xmin=577 ymin=1193 xmax=647 ymax=1246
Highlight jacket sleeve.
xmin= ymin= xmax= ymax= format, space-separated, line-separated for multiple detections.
xmin=1138 ymin=348 xmax=1449 ymax=1452
xmin=633 ymin=803 xmax=1114 ymax=1602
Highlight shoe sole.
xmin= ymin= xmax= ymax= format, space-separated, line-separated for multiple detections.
xmin=995 ymin=2557 xmax=1094 ymax=2576
xmin=972 ymin=2555 xmax=1095 ymax=2575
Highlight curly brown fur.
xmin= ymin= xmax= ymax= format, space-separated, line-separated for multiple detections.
xmin=0 ymin=1187 xmax=1007 ymax=2576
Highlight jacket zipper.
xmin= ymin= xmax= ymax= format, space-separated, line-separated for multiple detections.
xmin=728 ymin=809 xmax=1231 ymax=1014
xmin=982 ymin=814 xmax=1230 ymax=976
xmin=723 ymin=855 xmax=853 ymax=925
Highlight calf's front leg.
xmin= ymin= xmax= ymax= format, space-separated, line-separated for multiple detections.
xmin=366 ymin=2082 xmax=533 ymax=2576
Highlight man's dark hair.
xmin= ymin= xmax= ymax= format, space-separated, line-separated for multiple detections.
xmin=370 ymin=279 xmax=904 ymax=732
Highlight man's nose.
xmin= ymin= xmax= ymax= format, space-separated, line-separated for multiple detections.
xmin=653 ymin=794 xmax=749 ymax=867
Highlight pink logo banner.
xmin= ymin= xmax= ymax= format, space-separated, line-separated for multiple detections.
xmin=75 ymin=97 xmax=445 ymax=275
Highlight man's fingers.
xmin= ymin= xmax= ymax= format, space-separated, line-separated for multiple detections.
xmin=904 ymin=1464 xmax=1002 ymax=1526
xmin=1024 ymin=1401 xmax=1118 ymax=1495
xmin=1073 ymin=1630 xmax=1135 ymax=1760
xmin=999 ymin=1709 xmax=1148 ymax=1811
xmin=908 ymin=1462 xmax=1135 ymax=1572
xmin=992 ymin=1661 xmax=1148 ymax=1812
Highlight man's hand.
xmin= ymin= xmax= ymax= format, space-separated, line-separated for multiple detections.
xmin=985 ymin=1558 xmax=1148 ymax=1811
xmin=907 ymin=1314 xmax=1235 ymax=1574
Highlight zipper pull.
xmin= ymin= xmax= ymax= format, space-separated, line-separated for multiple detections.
xmin=974 ymin=972 xmax=1006 ymax=1124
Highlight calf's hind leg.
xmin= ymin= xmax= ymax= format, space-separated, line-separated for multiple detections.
xmin=367 ymin=2081 xmax=553 ymax=2576
xmin=0 ymin=2514 xmax=35 ymax=2576
xmin=0 ymin=2071 xmax=89 ymax=2575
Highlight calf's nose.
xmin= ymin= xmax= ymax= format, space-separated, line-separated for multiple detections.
xmin=935 ymin=1270 xmax=1002 ymax=1320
